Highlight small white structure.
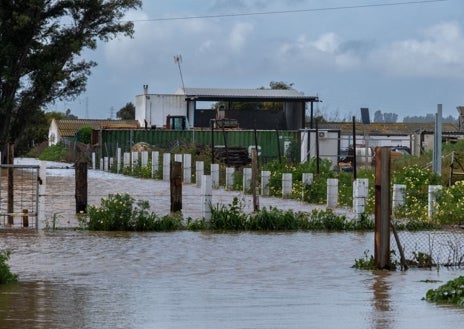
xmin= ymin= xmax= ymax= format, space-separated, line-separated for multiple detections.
xmin=135 ymin=85 xmax=187 ymax=129
xmin=300 ymin=129 xmax=340 ymax=167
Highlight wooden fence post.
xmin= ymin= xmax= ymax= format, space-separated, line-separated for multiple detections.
xmin=170 ymin=161 xmax=182 ymax=213
xmin=374 ymin=147 xmax=391 ymax=269
xmin=7 ymin=143 xmax=14 ymax=225
xmin=75 ymin=160 xmax=88 ymax=213
xmin=251 ymin=149 xmax=259 ymax=212
xmin=22 ymin=209 xmax=29 ymax=227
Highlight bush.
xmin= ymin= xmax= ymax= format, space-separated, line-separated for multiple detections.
xmin=38 ymin=143 xmax=69 ymax=161
xmin=76 ymin=126 xmax=93 ymax=144
xmin=247 ymin=207 xmax=304 ymax=230
xmin=435 ymin=181 xmax=464 ymax=225
xmin=0 ymin=250 xmax=18 ymax=284
xmin=210 ymin=197 xmax=247 ymax=230
xmin=426 ymin=276 xmax=464 ymax=306
xmin=82 ymin=193 xmax=184 ymax=231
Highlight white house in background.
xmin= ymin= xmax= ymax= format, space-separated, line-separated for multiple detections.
xmin=48 ymin=119 xmax=139 ymax=146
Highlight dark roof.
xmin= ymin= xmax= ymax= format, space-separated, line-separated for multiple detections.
xmin=177 ymin=87 xmax=319 ymax=102
xmin=318 ymin=122 xmax=460 ymax=135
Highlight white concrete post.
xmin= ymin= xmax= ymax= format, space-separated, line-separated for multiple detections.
xmin=92 ymin=152 xmax=96 ymax=170
xmin=392 ymin=184 xmax=406 ymax=210
xmin=196 ymin=161 xmax=204 ymax=187
xmin=116 ymin=148 xmax=121 ymax=173
xmin=302 ymin=172 xmax=313 ymax=201
xmin=302 ymin=173 xmax=313 ymax=186
xmin=211 ymin=163 xmax=220 ymax=189
xmin=99 ymin=158 xmax=103 ymax=171
xmin=109 ymin=157 xmax=114 ymax=172
xmin=141 ymin=151 xmax=149 ymax=168
xmin=243 ymin=167 xmax=252 ymax=193
xmin=103 ymin=157 xmax=109 ymax=171
xmin=261 ymin=170 xmax=271 ymax=196
xmin=428 ymin=185 xmax=442 ymax=219
xmin=201 ymin=175 xmax=212 ymax=222
xmin=38 ymin=161 xmax=47 ymax=229
xmin=282 ymin=173 xmax=292 ymax=198
xmin=131 ymin=151 xmax=138 ymax=172
xmin=152 ymin=151 xmax=159 ymax=178
xmin=353 ymin=178 xmax=369 ymax=216
xmin=183 ymin=154 xmax=192 ymax=184
xmin=123 ymin=152 xmax=130 ymax=171
xmin=163 ymin=153 xmax=171 ymax=181
xmin=327 ymin=178 xmax=339 ymax=208
xmin=225 ymin=167 xmax=235 ymax=190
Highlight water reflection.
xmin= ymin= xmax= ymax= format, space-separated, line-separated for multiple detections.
xmin=371 ymin=271 xmax=393 ymax=329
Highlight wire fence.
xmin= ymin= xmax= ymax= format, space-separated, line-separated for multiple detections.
xmin=0 ymin=165 xmax=39 ymax=228
xmin=390 ymin=229 xmax=464 ymax=268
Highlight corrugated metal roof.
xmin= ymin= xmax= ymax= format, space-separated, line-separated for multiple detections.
xmin=176 ymin=87 xmax=319 ymax=101
xmin=55 ymin=119 xmax=139 ymax=137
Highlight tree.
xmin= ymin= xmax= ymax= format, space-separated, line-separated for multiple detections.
xmin=0 ymin=0 xmax=142 ymax=155
xmin=373 ymin=110 xmax=398 ymax=123
xmin=373 ymin=110 xmax=384 ymax=123
xmin=117 ymin=102 xmax=136 ymax=120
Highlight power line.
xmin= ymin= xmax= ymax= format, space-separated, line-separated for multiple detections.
xmin=130 ymin=0 xmax=449 ymax=23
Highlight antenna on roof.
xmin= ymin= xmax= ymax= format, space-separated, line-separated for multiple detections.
xmin=173 ymin=54 xmax=185 ymax=91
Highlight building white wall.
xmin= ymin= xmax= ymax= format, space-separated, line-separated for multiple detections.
xmin=300 ymin=130 xmax=340 ymax=166
xmin=135 ymin=93 xmax=186 ymax=129
xmin=48 ymin=119 xmax=60 ymax=146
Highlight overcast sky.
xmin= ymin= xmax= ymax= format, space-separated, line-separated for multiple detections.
xmin=55 ymin=0 xmax=464 ymax=122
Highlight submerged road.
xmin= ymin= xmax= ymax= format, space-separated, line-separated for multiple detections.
xmin=13 ymin=158 xmax=355 ymax=228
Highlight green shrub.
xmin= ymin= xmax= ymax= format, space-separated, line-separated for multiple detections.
xmin=38 ymin=143 xmax=69 ymax=161
xmin=83 ymin=193 xmax=184 ymax=231
xmin=392 ymin=165 xmax=441 ymax=220
xmin=352 ymin=250 xmax=376 ymax=270
xmin=210 ymin=197 xmax=247 ymax=230
xmin=304 ymin=208 xmax=349 ymax=230
xmin=0 ymin=250 xmax=18 ymax=284
xmin=76 ymin=126 xmax=93 ymax=144
xmin=435 ymin=181 xmax=464 ymax=225
xmin=247 ymin=207 xmax=304 ymax=230
xmin=426 ymin=276 xmax=464 ymax=306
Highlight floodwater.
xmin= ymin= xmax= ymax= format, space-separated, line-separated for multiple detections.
xmin=1 ymin=231 xmax=463 ymax=329
xmin=1 ymin=160 xmax=464 ymax=328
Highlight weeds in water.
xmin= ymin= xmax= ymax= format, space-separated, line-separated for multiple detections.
xmin=82 ymin=193 xmax=184 ymax=231
xmin=407 ymin=251 xmax=434 ymax=268
xmin=83 ymin=194 xmax=375 ymax=232
xmin=352 ymin=250 xmax=376 ymax=270
xmin=45 ymin=213 xmax=62 ymax=231
xmin=210 ymin=197 xmax=247 ymax=230
xmin=352 ymin=250 xmax=399 ymax=270
xmin=0 ymin=250 xmax=18 ymax=284
xmin=425 ymin=276 xmax=464 ymax=306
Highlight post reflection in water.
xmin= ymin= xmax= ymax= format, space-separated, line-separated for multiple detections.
xmin=371 ymin=271 xmax=393 ymax=329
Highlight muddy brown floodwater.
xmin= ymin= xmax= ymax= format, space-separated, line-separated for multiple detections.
xmin=0 ymin=160 xmax=463 ymax=328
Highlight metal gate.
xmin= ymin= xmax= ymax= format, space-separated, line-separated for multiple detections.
xmin=0 ymin=164 xmax=40 ymax=228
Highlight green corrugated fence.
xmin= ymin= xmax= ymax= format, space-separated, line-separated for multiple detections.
xmin=99 ymin=129 xmax=301 ymax=164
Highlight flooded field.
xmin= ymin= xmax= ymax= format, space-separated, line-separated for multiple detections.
xmin=1 ymin=230 xmax=463 ymax=329
xmin=0 ymin=160 xmax=463 ymax=328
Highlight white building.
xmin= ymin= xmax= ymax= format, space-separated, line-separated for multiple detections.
xmin=135 ymin=85 xmax=187 ymax=129
xmin=135 ymin=85 xmax=320 ymax=130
